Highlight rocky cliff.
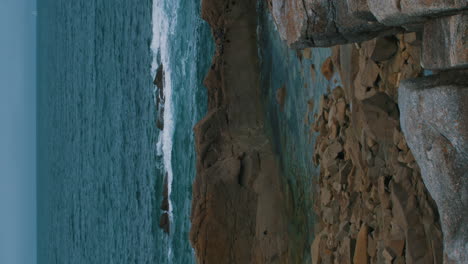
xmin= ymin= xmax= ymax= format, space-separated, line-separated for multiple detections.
xmin=190 ymin=0 xmax=300 ymax=262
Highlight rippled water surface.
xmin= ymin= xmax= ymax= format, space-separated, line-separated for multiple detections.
xmin=37 ymin=0 xmax=212 ymax=263
xmin=37 ymin=0 xmax=337 ymax=263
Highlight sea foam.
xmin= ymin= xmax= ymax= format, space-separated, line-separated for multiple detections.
xmin=151 ymin=0 xmax=179 ymax=243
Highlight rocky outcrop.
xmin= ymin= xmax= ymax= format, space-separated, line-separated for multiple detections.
xmin=190 ymin=0 xmax=304 ymax=262
xmin=269 ymin=0 xmax=400 ymax=48
xmin=154 ymin=64 xmax=165 ymax=130
xmin=159 ymin=174 xmax=170 ymax=234
xmin=269 ymin=0 xmax=467 ymax=48
xmin=367 ymin=0 xmax=466 ymax=26
xmin=399 ymin=70 xmax=468 ymax=263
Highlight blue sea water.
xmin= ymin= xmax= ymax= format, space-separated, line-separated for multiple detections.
xmin=37 ymin=0 xmax=212 ymax=263
xmin=37 ymin=0 xmax=336 ymax=263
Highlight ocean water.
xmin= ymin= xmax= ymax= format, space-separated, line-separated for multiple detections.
xmin=37 ymin=0 xmax=337 ymax=262
xmin=37 ymin=0 xmax=212 ymax=263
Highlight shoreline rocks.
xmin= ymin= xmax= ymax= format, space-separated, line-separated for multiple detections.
xmin=311 ymin=34 xmax=444 ymax=264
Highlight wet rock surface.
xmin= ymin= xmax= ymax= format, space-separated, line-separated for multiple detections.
xmin=154 ymin=64 xmax=165 ymax=130
xmin=158 ymin=174 xmax=170 ymax=234
xmin=399 ymin=70 xmax=468 ymax=263
xmin=311 ymin=35 xmax=444 ymax=264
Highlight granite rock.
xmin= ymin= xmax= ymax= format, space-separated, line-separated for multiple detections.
xmin=269 ymin=0 xmax=398 ymax=48
xmin=269 ymin=0 xmax=467 ymax=48
xmin=399 ymin=70 xmax=468 ymax=263
xmin=368 ymin=0 xmax=468 ymax=26
xmin=422 ymin=13 xmax=468 ymax=70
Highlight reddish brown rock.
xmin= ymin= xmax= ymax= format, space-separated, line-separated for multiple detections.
xmin=354 ymin=224 xmax=369 ymax=264
xmin=311 ymin=233 xmax=324 ymax=264
xmin=276 ymin=85 xmax=287 ymax=110
xmin=321 ymin=57 xmax=334 ymax=81
xmin=191 ymin=0 xmax=310 ymax=263
xmin=388 ymin=240 xmax=405 ymax=257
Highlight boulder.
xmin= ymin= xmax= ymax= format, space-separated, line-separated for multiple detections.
xmin=368 ymin=0 xmax=467 ymax=26
xmin=276 ymin=85 xmax=287 ymax=110
xmin=321 ymin=57 xmax=334 ymax=81
xmin=269 ymin=0 xmax=398 ymax=48
xmin=347 ymin=0 xmax=376 ymax=21
xmin=269 ymin=0 xmax=308 ymax=47
xmin=399 ymin=70 xmax=468 ymax=263
xmin=269 ymin=0 xmax=467 ymax=48
xmin=422 ymin=13 xmax=468 ymax=70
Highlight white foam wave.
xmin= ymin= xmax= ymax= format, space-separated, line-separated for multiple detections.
xmin=151 ymin=0 xmax=179 ymax=233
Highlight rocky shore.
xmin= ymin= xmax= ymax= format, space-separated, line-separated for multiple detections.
xmin=191 ymin=0 xmax=467 ymax=263
xmin=311 ymin=35 xmax=444 ymax=264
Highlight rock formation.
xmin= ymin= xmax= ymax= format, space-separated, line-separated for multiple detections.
xmin=159 ymin=174 xmax=170 ymax=234
xmin=154 ymin=64 xmax=165 ymax=130
xmin=421 ymin=13 xmax=467 ymax=70
xmin=399 ymin=70 xmax=468 ymax=263
xmin=268 ymin=0 xmax=467 ymax=48
xmin=268 ymin=1 xmax=467 ymax=262
xmin=190 ymin=0 xmax=304 ymax=262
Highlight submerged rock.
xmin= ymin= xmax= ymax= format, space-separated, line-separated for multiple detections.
xmin=321 ymin=57 xmax=334 ymax=81
xmin=276 ymin=85 xmax=287 ymax=110
xmin=159 ymin=213 xmax=170 ymax=234
xmin=154 ymin=64 xmax=165 ymax=130
xmin=159 ymin=174 xmax=170 ymax=234
xmin=399 ymin=70 xmax=468 ymax=263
